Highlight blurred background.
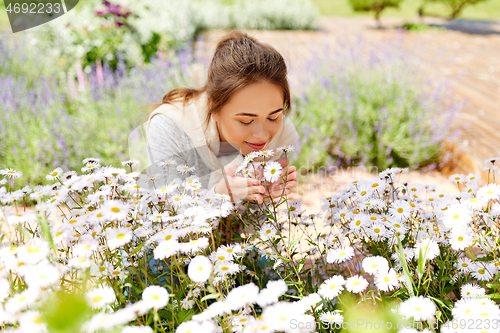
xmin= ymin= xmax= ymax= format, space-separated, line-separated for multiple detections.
xmin=0 ymin=0 xmax=499 ymax=194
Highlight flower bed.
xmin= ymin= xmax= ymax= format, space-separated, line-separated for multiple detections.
xmin=1 ymin=149 xmax=499 ymax=332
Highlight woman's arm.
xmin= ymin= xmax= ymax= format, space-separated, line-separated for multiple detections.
xmin=147 ymin=114 xmax=195 ymax=188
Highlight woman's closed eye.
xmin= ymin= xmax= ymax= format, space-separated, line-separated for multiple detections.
xmin=240 ymin=117 xmax=279 ymax=126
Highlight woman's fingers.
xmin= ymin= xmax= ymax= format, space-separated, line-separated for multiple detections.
xmin=250 ymin=193 xmax=264 ymax=204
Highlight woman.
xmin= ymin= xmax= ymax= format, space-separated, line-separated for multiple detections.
xmin=145 ymin=30 xmax=300 ymax=205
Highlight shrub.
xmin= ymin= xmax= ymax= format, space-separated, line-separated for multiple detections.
xmin=289 ymin=36 xmax=462 ymax=173
xmin=349 ymin=0 xmax=404 ymax=27
xmin=0 ymin=152 xmax=499 ymax=332
xmin=26 ymin=0 xmax=319 ymax=74
xmin=0 ymin=35 xmax=199 ymax=188
xmin=423 ymin=0 xmax=491 ymax=19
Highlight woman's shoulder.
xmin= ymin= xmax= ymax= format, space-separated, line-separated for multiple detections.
xmin=148 ymin=113 xmax=189 ymax=142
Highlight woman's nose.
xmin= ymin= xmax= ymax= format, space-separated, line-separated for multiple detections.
xmin=253 ymin=123 xmax=269 ymax=141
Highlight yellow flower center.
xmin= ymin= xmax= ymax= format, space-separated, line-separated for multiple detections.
xmin=93 ymin=296 xmax=103 ymax=303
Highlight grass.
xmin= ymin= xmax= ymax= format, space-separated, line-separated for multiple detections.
xmin=311 ymin=0 xmax=500 ymax=20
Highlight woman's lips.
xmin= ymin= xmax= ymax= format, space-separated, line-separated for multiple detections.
xmin=246 ymin=142 xmax=266 ymax=150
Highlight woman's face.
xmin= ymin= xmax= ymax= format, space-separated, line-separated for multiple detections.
xmin=211 ymin=81 xmax=284 ymax=156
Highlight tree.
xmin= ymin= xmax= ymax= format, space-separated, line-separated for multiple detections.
xmin=349 ymin=0 xmax=404 ymax=27
xmin=424 ymin=0 xmax=490 ymax=19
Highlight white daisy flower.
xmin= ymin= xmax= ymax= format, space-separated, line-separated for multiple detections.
xmin=326 ymin=246 xmax=354 ymax=264
xmin=68 ymin=256 xmax=92 ymax=269
xmin=354 ymin=183 xmax=374 ymax=202
xmin=465 ymin=173 xmax=481 ymax=182
xmin=443 ymin=204 xmax=472 ymax=229
xmin=414 ymin=238 xmax=440 ymax=261
xmin=142 ymin=285 xmax=169 ymax=310
xmin=362 ymin=256 xmax=389 ymax=275
xmin=19 ymin=310 xmax=47 ymax=333
xmin=448 ymin=174 xmax=465 ymax=184
xmin=101 ymin=200 xmax=129 ymax=221
xmin=225 ymin=283 xmax=259 ymax=311
xmin=471 ymin=262 xmax=495 ymax=281
xmin=389 ymin=200 xmax=413 ymax=221
xmin=0 ymin=168 xmax=23 ymax=179
xmin=24 ymin=262 xmax=60 ymax=288
xmin=5 ymin=288 xmax=39 ymax=313
xmin=259 ymin=224 xmax=278 ymax=239
xmin=452 ymin=298 xmax=480 ymax=320
xmin=86 ymin=286 xmax=116 ymax=309
xmin=318 ymin=275 xmax=345 ymax=300
xmin=460 ymin=283 xmax=485 ymax=299
xmin=449 ymin=227 xmax=472 ymax=250
xmin=319 ymin=311 xmax=344 ymax=325
xmin=399 ymin=296 xmax=436 ymax=321
xmin=46 ymin=167 xmax=64 ymax=181
xmin=210 ymin=250 xmax=233 ymax=262
xmin=258 ymin=149 xmax=275 ymax=158
xmin=462 ymin=196 xmax=488 ymax=210
xmin=181 ymin=237 xmax=209 ymax=254
xmin=257 ymin=280 xmax=288 ymax=307
xmin=261 ymin=301 xmax=308 ymax=332
xmin=214 ymin=261 xmax=240 ymax=276
xmin=177 ymin=164 xmax=195 ymax=174
xmin=263 ymin=161 xmax=282 ymax=183
xmin=345 ymin=275 xmax=368 ymax=293
xmin=188 ymin=256 xmax=212 ymax=283
xmin=81 ymin=162 xmax=100 ymax=172
xmin=153 ymin=240 xmax=180 ymax=260
xmin=456 ymin=257 xmax=473 ymax=273
xmin=477 ymin=183 xmax=500 ymax=201
xmin=375 ymin=268 xmax=400 ymax=292
xmin=107 ymin=228 xmax=132 ymax=250
xmin=278 ymin=145 xmax=295 ymax=152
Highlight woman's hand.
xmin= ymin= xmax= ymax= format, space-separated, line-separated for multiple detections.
xmin=214 ymin=163 xmax=266 ymax=204
xmin=263 ymin=158 xmax=299 ymax=202
xmin=253 ymin=158 xmax=299 ymax=203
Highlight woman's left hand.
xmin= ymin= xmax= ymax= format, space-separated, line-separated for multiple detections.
xmin=254 ymin=158 xmax=299 ymax=203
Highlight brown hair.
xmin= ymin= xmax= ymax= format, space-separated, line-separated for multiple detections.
xmin=147 ymin=30 xmax=291 ymax=127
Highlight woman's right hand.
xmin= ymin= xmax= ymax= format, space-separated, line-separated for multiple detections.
xmin=214 ymin=163 xmax=265 ymax=204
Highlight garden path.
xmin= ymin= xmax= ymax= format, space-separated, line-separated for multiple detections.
xmin=198 ymin=17 xmax=499 ymax=220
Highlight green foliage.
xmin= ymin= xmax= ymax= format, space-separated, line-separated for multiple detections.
xmin=43 ymin=291 xmax=92 ymax=333
xmin=289 ymin=41 xmax=457 ymax=173
xmin=423 ymin=0 xmax=491 ymax=18
xmin=400 ymin=22 xmax=444 ymax=31
xmin=349 ymin=0 xmax=403 ymax=25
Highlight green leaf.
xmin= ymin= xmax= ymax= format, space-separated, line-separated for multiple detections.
xmin=396 ymin=235 xmax=415 ymax=297
xmin=200 ymin=293 xmax=221 ymax=302
xmin=478 ymin=293 xmax=500 ymax=299
xmin=297 ymin=257 xmax=307 ymax=272
xmin=130 ymin=242 xmax=145 ymax=255
xmin=288 ymin=238 xmax=299 ymax=251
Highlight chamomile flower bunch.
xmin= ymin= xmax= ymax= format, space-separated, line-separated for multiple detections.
xmin=0 ymin=154 xmax=499 ymax=332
